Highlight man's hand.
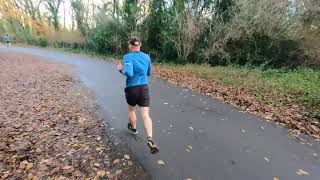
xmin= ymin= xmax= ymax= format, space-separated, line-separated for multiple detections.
xmin=117 ymin=61 xmax=123 ymax=72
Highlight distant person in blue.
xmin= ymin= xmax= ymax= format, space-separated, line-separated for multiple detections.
xmin=117 ymin=36 xmax=159 ymax=154
xmin=3 ymin=34 xmax=12 ymax=47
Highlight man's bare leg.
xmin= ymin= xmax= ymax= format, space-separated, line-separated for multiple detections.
xmin=141 ymin=106 xmax=159 ymax=154
xmin=128 ymin=105 xmax=137 ymax=129
xmin=140 ymin=107 xmax=152 ymax=138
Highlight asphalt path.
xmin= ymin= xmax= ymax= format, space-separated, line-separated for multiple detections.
xmin=1 ymin=46 xmax=319 ymax=180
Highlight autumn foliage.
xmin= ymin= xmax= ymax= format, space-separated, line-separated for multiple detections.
xmin=0 ymin=0 xmax=84 ymax=45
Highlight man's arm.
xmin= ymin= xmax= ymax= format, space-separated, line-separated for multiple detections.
xmin=147 ymin=56 xmax=152 ymax=76
xmin=120 ymin=57 xmax=133 ymax=77
xmin=147 ymin=61 xmax=152 ymax=76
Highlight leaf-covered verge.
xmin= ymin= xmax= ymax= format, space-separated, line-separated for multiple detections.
xmin=0 ymin=51 xmax=149 ymax=180
xmin=153 ymin=64 xmax=320 ymax=140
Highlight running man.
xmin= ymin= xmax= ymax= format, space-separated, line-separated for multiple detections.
xmin=3 ymin=34 xmax=12 ymax=47
xmin=117 ymin=36 xmax=159 ymax=154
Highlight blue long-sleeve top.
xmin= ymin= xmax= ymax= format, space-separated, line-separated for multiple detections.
xmin=3 ymin=36 xmax=11 ymax=42
xmin=120 ymin=51 xmax=152 ymax=87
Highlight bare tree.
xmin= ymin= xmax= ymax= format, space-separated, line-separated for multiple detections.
xmin=12 ymin=0 xmax=43 ymax=20
xmin=300 ymin=0 xmax=320 ymax=67
xmin=46 ymin=0 xmax=62 ymax=30
xmin=71 ymin=0 xmax=87 ymax=36
xmin=113 ymin=0 xmax=120 ymax=22
xmin=170 ymin=8 xmax=199 ymax=62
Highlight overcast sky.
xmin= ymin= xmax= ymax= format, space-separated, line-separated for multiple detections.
xmin=57 ymin=0 xmax=106 ymax=29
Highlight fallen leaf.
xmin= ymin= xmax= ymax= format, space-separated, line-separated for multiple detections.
xmin=113 ymin=159 xmax=120 ymax=164
xmin=96 ymin=170 xmax=106 ymax=177
xmin=62 ymin=165 xmax=72 ymax=170
xmin=296 ymin=169 xmax=310 ymax=176
xmin=58 ymin=176 xmax=66 ymax=180
xmin=116 ymin=169 xmax=122 ymax=176
xmin=28 ymin=173 xmax=35 ymax=179
xmin=95 ymin=147 xmax=103 ymax=151
xmin=157 ymin=160 xmax=165 ymax=165
xmin=310 ymin=125 xmax=319 ymax=132
xmin=11 ymin=154 xmax=17 ymax=162
xmin=273 ymin=177 xmax=279 ymax=180
xmin=26 ymin=162 xmax=33 ymax=170
xmin=124 ymin=154 xmax=130 ymax=160
xmin=19 ymin=160 xmax=28 ymax=169
xmin=78 ymin=117 xmax=85 ymax=124
xmin=2 ymin=171 xmax=10 ymax=178
xmin=46 ymin=158 xmax=52 ymax=166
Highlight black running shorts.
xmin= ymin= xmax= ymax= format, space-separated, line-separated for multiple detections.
xmin=125 ymin=85 xmax=150 ymax=107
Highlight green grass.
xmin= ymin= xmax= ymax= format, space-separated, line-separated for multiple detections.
xmin=158 ymin=64 xmax=320 ymax=117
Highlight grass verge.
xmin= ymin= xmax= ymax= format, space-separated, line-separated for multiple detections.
xmin=157 ymin=64 xmax=320 ymax=118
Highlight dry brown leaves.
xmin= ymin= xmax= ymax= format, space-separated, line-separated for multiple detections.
xmin=0 ymin=51 xmax=148 ymax=180
xmin=153 ymin=65 xmax=320 ymax=140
